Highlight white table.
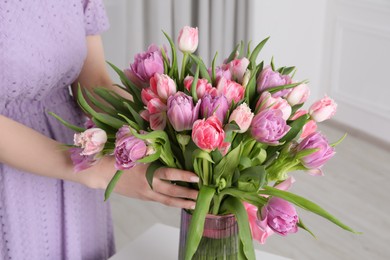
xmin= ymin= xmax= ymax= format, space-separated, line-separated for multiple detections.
xmin=109 ymin=223 xmax=291 ymax=260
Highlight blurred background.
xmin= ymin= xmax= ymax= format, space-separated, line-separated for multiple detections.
xmin=101 ymin=0 xmax=390 ymax=259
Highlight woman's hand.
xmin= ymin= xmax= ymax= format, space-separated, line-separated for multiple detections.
xmin=95 ymin=159 xmax=199 ymax=210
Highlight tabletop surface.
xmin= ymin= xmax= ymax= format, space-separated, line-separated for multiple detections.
xmin=109 ymin=223 xmax=292 ymax=260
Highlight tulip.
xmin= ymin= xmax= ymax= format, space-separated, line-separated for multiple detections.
xmin=244 ymin=202 xmax=274 ymax=244
xmin=116 ymin=125 xmax=132 ymax=140
xmin=192 ymin=115 xmax=226 ymax=152
xmin=309 ymin=96 xmax=337 ymax=122
xmin=150 ymin=73 xmax=177 ymax=101
xmin=256 ymin=91 xmax=292 ymax=121
xmin=227 ymin=57 xmax=250 ymax=83
xmin=296 ymin=132 xmax=335 ymax=169
xmin=184 ymin=76 xmax=216 ymax=99
xmin=257 ymin=66 xmax=292 ymax=97
xmin=177 ymin=26 xmax=199 ymax=53
xmin=228 ymin=103 xmax=254 ymax=133
xmin=216 ymin=77 xmax=245 ymax=105
xmin=69 ymin=147 xmax=97 ymax=173
xmin=73 ymin=128 xmax=107 ymax=156
xmin=114 ymin=135 xmax=148 ymax=170
xmin=167 ymin=92 xmax=200 ymax=132
xmin=262 ymin=197 xmax=298 ymax=236
xmin=251 ymin=109 xmax=290 ymax=145
xmin=125 ymin=44 xmax=165 ymax=84
xmin=286 ymin=83 xmax=310 ymax=106
xmin=200 ymin=94 xmax=229 ymax=123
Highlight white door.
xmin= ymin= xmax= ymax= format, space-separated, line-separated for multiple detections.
xmin=322 ymin=0 xmax=390 ymax=143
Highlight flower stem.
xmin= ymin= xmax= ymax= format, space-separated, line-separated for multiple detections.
xmin=180 ymin=53 xmax=188 ymax=83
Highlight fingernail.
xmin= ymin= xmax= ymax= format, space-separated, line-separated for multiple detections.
xmin=190 ymin=176 xmax=199 ymax=183
xmin=190 ymin=204 xmax=196 ymax=210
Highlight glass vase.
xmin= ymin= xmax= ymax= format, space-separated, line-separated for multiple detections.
xmin=178 ymin=209 xmax=239 ymax=260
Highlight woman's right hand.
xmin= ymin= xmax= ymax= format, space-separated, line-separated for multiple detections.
xmin=93 ymin=157 xmax=199 ymax=210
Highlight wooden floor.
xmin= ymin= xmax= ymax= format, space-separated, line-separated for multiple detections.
xmin=110 ymin=123 xmax=390 ymax=260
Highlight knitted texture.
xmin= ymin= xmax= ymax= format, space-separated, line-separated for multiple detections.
xmin=0 ymin=0 xmax=115 ymax=259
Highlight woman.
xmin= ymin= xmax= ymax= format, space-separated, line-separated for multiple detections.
xmin=0 ymin=1 xmax=198 ymax=259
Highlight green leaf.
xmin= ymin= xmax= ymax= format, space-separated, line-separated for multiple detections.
xmin=249 ymin=37 xmax=269 ymax=70
xmin=84 ymin=90 xmax=118 ymax=116
xmin=295 ymin=148 xmax=319 ymax=159
xmin=267 ymin=81 xmax=305 ymax=95
xmin=160 ymin=47 xmax=170 ymax=74
xmin=211 ymin=52 xmax=218 ymax=85
xmin=123 ymin=102 xmax=145 ymax=129
xmin=117 ymin=113 xmax=141 ymax=131
xmin=185 ymin=186 xmax=216 ymax=260
xmin=48 ymin=111 xmax=85 ymax=132
xmin=331 ymin=133 xmax=347 ymax=147
xmin=226 ymin=43 xmax=240 ymax=63
xmin=245 ymin=62 xmax=262 ymax=108
xmin=163 ymin=31 xmax=178 ymax=80
xmin=188 ymin=54 xmax=211 ymax=82
xmin=137 ymin=148 xmax=161 ymax=163
xmin=281 ymin=66 xmax=295 ymax=75
xmin=222 ymin=197 xmax=256 ymax=260
xmin=213 ymin=144 xmax=242 ymax=186
xmin=145 ymin=161 xmax=164 ymax=189
xmin=259 ymin=187 xmax=360 ymax=234
xmin=106 ymin=61 xmax=142 ymax=104
xmin=238 ymin=166 xmax=265 ymax=192
xmin=191 ymin=65 xmax=199 ymax=102
xmin=104 ymin=170 xmax=124 ymax=201
xmin=77 ymin=87 xmax=126 ymax=129
xmin=93 ymin=88 xmax=129 ymax=113
xmin=298 ymin=218 xmax=316 ymax=238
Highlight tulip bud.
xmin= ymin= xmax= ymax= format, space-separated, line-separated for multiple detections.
xmin=309 ymin=96 xmax=337 ymax=122
xmin=177 ymin=26 xmax=199 ymax=53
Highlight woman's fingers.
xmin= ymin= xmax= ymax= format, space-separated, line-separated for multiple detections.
xmin=153 ymin=178 xmax=198 ymax=200
xmin=149 ymin=190 xmax=196 ymax=210
xmin=154 ymin=167 xmax=199 ymax=183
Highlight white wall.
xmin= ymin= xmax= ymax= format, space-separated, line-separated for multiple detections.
xmin=250 ymin=0 xmax=327 ymax=103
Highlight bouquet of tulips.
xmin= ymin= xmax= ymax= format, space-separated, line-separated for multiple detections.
xmin=52 ymin=26 xmax=357 ymax=259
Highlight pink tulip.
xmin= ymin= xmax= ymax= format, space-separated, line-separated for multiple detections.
xmin=149 ymin=112 xmax=167 ymax=131
xmin=84 ymin=118 xmax=96 ymax=129
xmin=116 ymin=125 xmax=132 ymax=140
xmin=184 ymin=76 xmax=216 ymax=99
xmin=200 ymin=94 xmax=229 ymax=123
xmin=167 ymin=92 xmax=200 ymax=132
xmin=69 ymin=147 xmax=98 ymax=173
xmin=290 ymin=110 xmax=317 ymax=139
xmin=286 ymin=83 xmax=310 ymax=106
xmin=216 ymin=77 xmax=245 ymax=105
xmin=227 ymin=57 xmax=250 ymax=83
xmin=147 ymin=98 xmax=167 ymax=114
xmin=309 ymin=96 xmax=337 ymax=122
xmin=257 ymin=66 xmax=292 ymax=97
xmin=262 ymin=197 xmax=298 ymax=236
xmin=256 ymin=91 xmax=292 ymax=121
xmin=297 ymin=132 xmax=335 ymax=169
xmin=244 ymin=202 xmax=274 ymax=244
xmin=141 ymin=88 xmax=159 ymax=105
xmin=228 ymin=103 xmax=254 ymax=133
xmin=251 ymin=109 xmax=290 ymax=145
xmin=150 ymin=73 xmax=177 ymax=101
xmin=114 ymin=135 xmax=148 ymax=170
xmin=177 ymin=26 xmax=199 ymax=53
xmin=209 ymin=64 xmax=232 ymax=83
xmin=192 ymin=115 xmax=226 ymax=152
xmin=73 ymin=128 xmax=107 ymax=156
xmin=125 ymin=44 xmax=165 ymax=84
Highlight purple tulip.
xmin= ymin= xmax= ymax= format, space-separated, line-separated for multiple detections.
xmin=114 ymin=136 xmax=147 ymax=170
xmin=296 ymin=132 xmax=335 ymax=169
xmin=257 ymin=66 xmax=292 ymax=97
xmin=69 ymin=147 xmax=97 ymax=173
xmin=116 ymin=125 xmax=132 ymax=140
xmin=251 ymin=109 xmax=290 ymax=145
xmin=262 ymin=197 xmax=298 ymax=236
xmin=125 ymin=44 xmax=165 ymax=83
xmin=167 ymin=92 xmax=200 ymax=132
xmin=200 ymin=94 xmax=229 ymax=123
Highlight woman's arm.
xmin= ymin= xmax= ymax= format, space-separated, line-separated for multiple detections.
xmin=0 ymin=115 xmax=198 ymax=209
